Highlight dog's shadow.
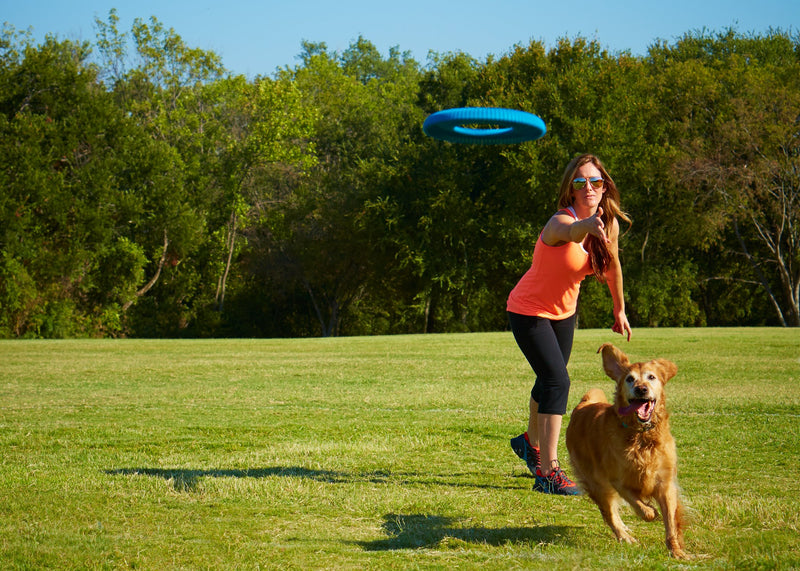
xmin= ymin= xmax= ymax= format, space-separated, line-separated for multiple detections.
xmin=359 ymin=514 xmax=576 ymax=551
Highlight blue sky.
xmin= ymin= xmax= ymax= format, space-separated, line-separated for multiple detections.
xmin=4 ymin=0 xmax=798 ymax=77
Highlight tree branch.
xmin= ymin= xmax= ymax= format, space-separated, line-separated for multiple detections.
xmin=122 ymin=229 xmax=169 ymax=312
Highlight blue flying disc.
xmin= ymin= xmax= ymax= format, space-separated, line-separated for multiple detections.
xmin=423 ymin=107 xmax=546 ymax=145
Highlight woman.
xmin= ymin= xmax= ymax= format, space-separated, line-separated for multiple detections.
xmin=507 ymin=153 xmax=632 ymax=495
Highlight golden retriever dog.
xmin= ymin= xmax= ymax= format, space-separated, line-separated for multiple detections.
xmin=565 ymin=343 xmax=687 ymax=559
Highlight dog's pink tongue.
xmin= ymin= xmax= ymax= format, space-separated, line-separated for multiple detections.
xmin=619 ymin=401 xmax=648 ymax=416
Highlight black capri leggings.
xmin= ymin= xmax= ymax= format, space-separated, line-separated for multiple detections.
xmin=508 ymin=311 xmax=576 ymax=415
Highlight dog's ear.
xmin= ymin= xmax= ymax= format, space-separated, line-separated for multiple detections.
xmin=598 ymin=343 xmax=629 ymax=381
xmin=651 ymin=359 xmax=678 ymax=384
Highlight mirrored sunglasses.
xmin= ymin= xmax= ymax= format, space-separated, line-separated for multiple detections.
xmin=572 ymin=176 xmax=604 ymax=190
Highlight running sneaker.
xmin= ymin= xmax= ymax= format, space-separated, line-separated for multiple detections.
xmin=534 ymin=466 xmax=581 ymax=496
xmin=510 ymin=433 xmax=540 ymax=475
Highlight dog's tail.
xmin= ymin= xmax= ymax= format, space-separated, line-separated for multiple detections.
xmin=577 ymin=388 xmax=608 ymax=407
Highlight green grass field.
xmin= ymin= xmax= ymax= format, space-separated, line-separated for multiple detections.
xmin=1 ymin=328 xmax=799 ymax=569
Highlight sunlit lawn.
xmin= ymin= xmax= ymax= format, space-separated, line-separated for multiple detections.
xmin=1 ymin=328 xmax=798 ymax=569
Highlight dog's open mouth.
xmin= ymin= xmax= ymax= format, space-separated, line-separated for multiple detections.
xmin=618 ymin=399 xmax=655 ymax=423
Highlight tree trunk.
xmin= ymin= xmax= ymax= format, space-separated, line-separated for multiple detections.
xmin=215 ymin=212 xmax=237 ymax=311
xmin=733 ymin=219 xmax=787 ymax=326
xmin=122 ymin=229 xmax=169 ymax=312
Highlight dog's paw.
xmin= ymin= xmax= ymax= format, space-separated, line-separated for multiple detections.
xmin=630 ymin=499 xmax=658 ymax=522
xmin=669 ymin=547 xmax=689 ymax=560
xmin=667 ymin=538 xmax=690 ymax=559
xmin=641 ymin=505 xmax=657 ymax=522
xmin=615 ymin=530 xmax=637 ymax=544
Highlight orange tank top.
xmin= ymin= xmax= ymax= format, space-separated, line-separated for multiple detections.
xmin=507 ymin=207 xmax=592 ymax=319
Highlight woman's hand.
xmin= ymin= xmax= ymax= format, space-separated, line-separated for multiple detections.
xmin=583 ymin=207 xmax=610 ymax=244
xmin=612 ymin=311 xmax=632 ymax=341
xmin=543 ymin=206 xmax=611 ymax=246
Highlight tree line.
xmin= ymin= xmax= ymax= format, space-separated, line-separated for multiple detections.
xmin=1 ymin=12 xmax=798 ymax=338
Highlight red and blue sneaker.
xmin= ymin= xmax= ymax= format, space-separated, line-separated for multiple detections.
xmin=510 ymin=433 xmax=540 ymax=476
xmin=534 ymin=465 xmax=581 ymax=496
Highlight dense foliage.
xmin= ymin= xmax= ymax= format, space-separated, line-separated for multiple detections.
xmin=1 ymin=14 xmax=798 ymax=337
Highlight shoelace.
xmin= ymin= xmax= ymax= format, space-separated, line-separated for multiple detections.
xmin=549 ymin=468 xmax=573 ymax=486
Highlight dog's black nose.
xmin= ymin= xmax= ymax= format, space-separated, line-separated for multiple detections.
xmin=633 ymin=386 xmax=648 ymax=398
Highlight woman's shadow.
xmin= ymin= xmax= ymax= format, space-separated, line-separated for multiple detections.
xmin=105 ymin=466 xmax=366 ymax=491
xmin=105 ymin=466 xmax=526 ymax=492
xmin=358 ymin=513 xmax=576 ymax=551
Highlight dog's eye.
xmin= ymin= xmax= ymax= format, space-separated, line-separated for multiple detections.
xmin=647 ymin=373 xmax=656 ymax=381
xmin=625 ymin=375 xmax=635 ymax=384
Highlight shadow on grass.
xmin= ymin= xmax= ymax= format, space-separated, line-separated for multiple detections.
xmin=358 ymin=513 xmax=578 ymax=550
xmin=106 ymin=467 xmax=529 ymax=492
xmin=106 ymin=467 xmax=377 ymax=491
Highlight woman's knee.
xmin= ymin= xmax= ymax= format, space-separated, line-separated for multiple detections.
xmin=532 ymin=375 xmax=570 ymax=414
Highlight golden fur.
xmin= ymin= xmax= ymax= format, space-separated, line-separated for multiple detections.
xmin=565 ymin=343 xmax=687 ymax=559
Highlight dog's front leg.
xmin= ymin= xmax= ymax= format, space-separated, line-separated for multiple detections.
xmin=657 ymin=484 xmax=687 ymax=559
xmin=618 ymin=487 xmax=658 ymax=522
xmin=596 ymin=494 xmax=636 ymax=544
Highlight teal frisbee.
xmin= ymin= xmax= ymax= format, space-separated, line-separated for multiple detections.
xmin=423 ymin=107 xmax=546 ymax=145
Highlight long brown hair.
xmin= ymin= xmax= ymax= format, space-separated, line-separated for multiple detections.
xmin=556 ymin=154 xmax=631 ymax=281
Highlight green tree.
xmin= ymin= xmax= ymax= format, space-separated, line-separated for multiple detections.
xmin=211 ymin=75 xmax=317 ymax=317
xmin=92 ymin=12 xmax=228 ymax=335
xmin=0 ymin=26 xmax=186 ymax=336
xmin=666 ymin=29 xmax=800 ymax=326
xmin=245 ymin=38 xmax=422 ymax=336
